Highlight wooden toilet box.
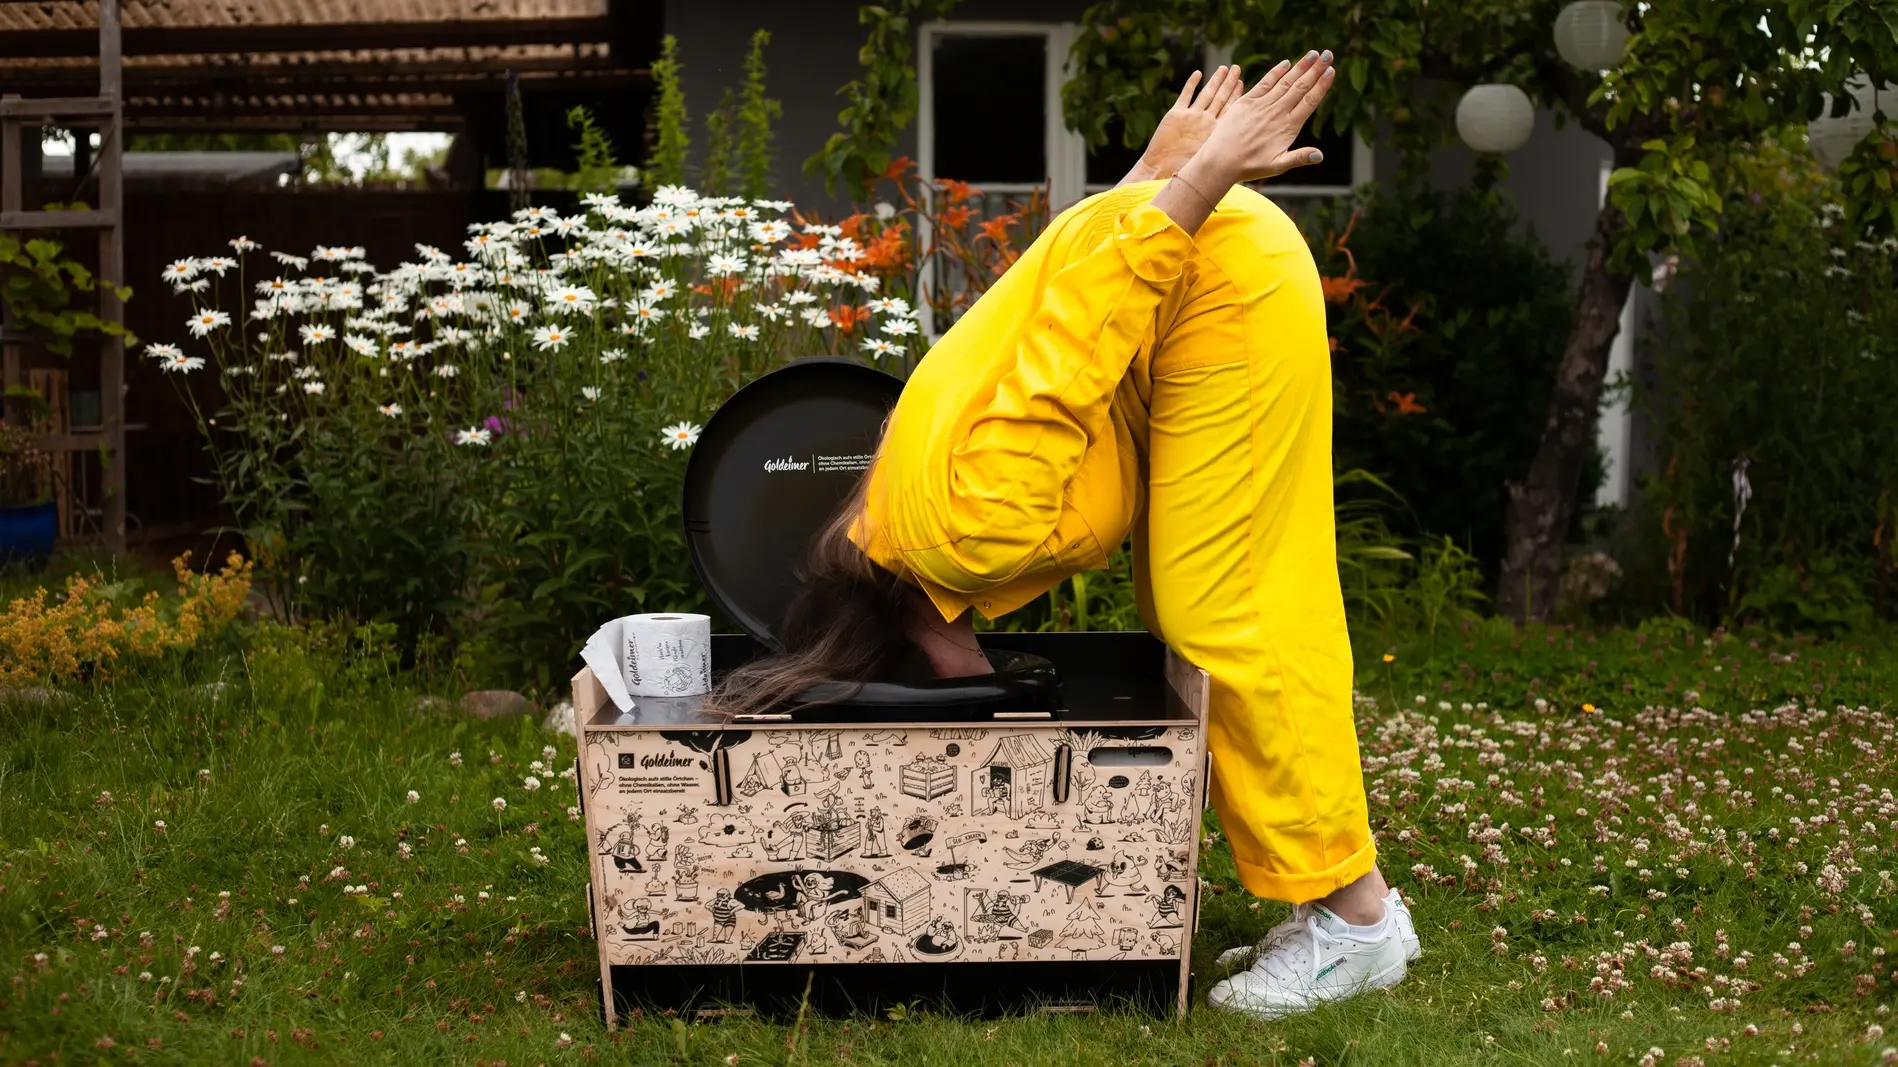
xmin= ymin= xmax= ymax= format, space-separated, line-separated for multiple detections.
xmin=573 ymin=631 xmax=1210 ymax=1021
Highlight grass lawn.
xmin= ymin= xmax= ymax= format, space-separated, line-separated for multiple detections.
xmin=2 ymin=616 xmax=1896 ymax=1066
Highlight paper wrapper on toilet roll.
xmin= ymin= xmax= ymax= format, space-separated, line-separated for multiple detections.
xmin=578 ymin=613 xmax=711 ymax=713
xmin=620 ymin=613 xmax=712 ymax=697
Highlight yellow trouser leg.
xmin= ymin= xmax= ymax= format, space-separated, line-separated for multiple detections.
xmin=1133 ymin=359 xmax=1376 ymax=903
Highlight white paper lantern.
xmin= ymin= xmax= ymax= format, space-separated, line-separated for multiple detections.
xmin=1554 ymin=1 xmax=1629 ymax=71
xmin=1456 ymin=84 xmax=1536 ymax=154
xmin=1809 ymin=76 xmax=1893 ymax=171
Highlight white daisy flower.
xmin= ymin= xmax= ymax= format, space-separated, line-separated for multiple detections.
xmin=652 ymin=184 xmax=695 ymax=205
xmin=144 ymin=342 xmax=183 ymax=360
xmin=707 ymin=253 xmax=748 ymax=276
xmin=344 ymin=334 xmax=378 ymax=356
xmin=642 ymin=280 xmax=678 ymax=302
xmin=228 ymin=235 xmax=259 ymax=252
xmin=728 ymin=323 xmax=759 ymax=340
xmin=200 ymin=256 xmax=236 ymax=276
xmin=303 ymin=381 xmax=326 ymax=395
xmin=175 ymin=278 xmax=211 ymax=295
xmin=186 ymin=310 xmax=231 ymax=337
xmin=379 ymin=403 xmax=403 ymax=417
xmin=532 ymin=324 xmax=571 ymax=351
xmin=861 ymin=338 xmax=899 ymax=358
xmin=455 ymin=427 xmax=493 ymax=446
xmin=867 ymin=296 xmax=910 ymax=315
xmin=784 ymin=290 xmax=818 ymax=305
xmin=163 ymin=259 xmax=201 ymax=282
xmin=581 ymin=387 xmax=601 ymax=401
xmin=880 ymin=318 xmax=918 ymax=337
xmin=159 ymin=353 xmax=207 ymax=374
xmin=756 ymin=304 xmax=786 ymax=322
xmin=548 ymin=285 xmax=598 ymax=313
xmin=799 ymin=308 xmax=833 ymax=329
xmin=659 ymin=421 xmax=702 ymax=450
xmin=270 ymin=251 xmax=310 ymax=270
xmin=299 ymin=324 xmax=336 ymax=345
xmin=687 ymin=322 xmax=710 ymax=340
xmin=434 ymin=364 xmax=459 ymax=378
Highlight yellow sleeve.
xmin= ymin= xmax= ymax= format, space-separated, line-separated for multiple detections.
xmin=905 ymin=203 xmax=1193 ymax=591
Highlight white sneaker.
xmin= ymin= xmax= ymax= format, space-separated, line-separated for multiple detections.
xmin=1206 ymin=892 xmax=1415 ymax=1019
xmin=1214 ymin=889 xmax=1420 ymax=971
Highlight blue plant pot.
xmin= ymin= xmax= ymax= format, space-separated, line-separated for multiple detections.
xmin=0 ymin=500 xmax=58 ymax=567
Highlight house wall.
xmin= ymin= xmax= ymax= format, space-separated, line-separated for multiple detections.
xmin=662 ymin=0 xmax=1088 ymax=214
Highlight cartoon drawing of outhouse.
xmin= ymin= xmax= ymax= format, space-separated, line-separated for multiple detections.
xmin=861 ymin=867 xmax=931 ymax=936
xmin=976 ymin=734 xmax=1052 ymax=819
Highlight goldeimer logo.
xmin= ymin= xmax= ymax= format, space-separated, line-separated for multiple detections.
xmin=762 ymin=456 xmax=810 ymax=472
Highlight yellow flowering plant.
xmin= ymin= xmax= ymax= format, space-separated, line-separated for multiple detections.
xmin=0 ymin=552 xmax=253 ymax=686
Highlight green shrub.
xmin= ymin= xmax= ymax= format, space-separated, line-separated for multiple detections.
xmin=1644 ymin=133 xmax=1898 ymax=630
xmin=1302 ymin=183 xmax=1585 ymax=581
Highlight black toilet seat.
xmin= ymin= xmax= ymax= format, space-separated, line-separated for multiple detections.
xmin=682 ymin=360 xmax=1064 ymax=718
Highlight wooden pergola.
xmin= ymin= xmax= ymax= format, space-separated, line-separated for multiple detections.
xmin=0 ymin=0 xmax=656 ymax=552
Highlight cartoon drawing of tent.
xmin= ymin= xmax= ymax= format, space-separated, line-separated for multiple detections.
xmin=738 ymin=752 xmax=781 ymax=797
xmin=976 ymin=734 xmax=1052 ymax=819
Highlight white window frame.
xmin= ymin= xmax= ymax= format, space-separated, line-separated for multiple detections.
xmin=919 ymin=26 xmax=1373 ymax=208
xmin=917 ymin=21 xmax=1084 ymax=211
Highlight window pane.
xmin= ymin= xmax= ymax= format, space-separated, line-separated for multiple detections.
xmin=1084 ymin=117 xmax=1145 ymax=187
xmin=932 ymin=35 xmax=1046 ymax=183
xmin=1283 ymin=124 xmax=1355 ymax=188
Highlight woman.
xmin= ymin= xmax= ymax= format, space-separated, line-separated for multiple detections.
xmin=716 ymin=52 xmax=1421 ymax=1017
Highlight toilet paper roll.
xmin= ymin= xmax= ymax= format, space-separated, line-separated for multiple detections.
xmin=621 ymin=613 xmax=712 ymax=697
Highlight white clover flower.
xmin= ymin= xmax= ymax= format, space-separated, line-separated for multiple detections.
xmin=449 ymin=751 xmax=463 ymax=766
xmin=406 ymin=789 xmax=420 ymax=803
xmin=186 ymin=309 xmax=231 ymax=337
xmin=339 ymin=835 xmax=356 ymax=850
xmin=660 ymin=421 xmax=702 ymax=450
xmin=454 ymin=427 xmax=493 ymax=446
xmin=492 ymin=797 xmax=507 ymax=812
xmin=523 ymin=776 xmax=542 ymax=792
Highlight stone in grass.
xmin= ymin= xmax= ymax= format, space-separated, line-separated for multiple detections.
xmin=459 ymin=689 xmax=534 ymax=721
xmin=542 ymin=700 xmax=576 ymax=738
xmin=0 ymin=686 xmax=79 ymax=711
xmin=409 ymin=695 xmax=455 ymax=719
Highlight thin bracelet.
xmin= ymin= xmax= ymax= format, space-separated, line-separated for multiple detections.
xmin=1172 ymin=171 xmax=1220 ymax=212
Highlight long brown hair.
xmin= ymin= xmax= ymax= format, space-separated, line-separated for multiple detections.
xmin=706 ymin=476 xmax=935 ymax=717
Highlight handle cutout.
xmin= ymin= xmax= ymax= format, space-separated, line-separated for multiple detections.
xmin=1051 ymin=743 xmax=1073 ymax=803
xmin=711 ymin=746 xmax=734 ymax=806
xmin=1088 ymin=745 xmax=1173 ymax=767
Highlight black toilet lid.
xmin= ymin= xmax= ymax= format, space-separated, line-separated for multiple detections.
xmin=682 ymin=358 xmax=904 ymax=651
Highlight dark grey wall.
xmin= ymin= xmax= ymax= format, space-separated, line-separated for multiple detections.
xmin=663 ymin=0 xmax=1091 ymax=213
xmin=1374 ymin=105 xmax=1612 ymax=275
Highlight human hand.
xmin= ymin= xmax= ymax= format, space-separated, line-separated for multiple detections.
xmin=1128 ymin=65 xmax=1247 ymax=183
xmin=1188 ymin=50 xmax=1337 ymax=186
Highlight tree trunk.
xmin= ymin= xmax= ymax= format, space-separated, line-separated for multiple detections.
xmin=1495 ymin=198 xmax=1637 ymax=623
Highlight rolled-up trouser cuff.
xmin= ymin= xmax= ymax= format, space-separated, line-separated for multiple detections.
xmin=1230 ymin=838 xmax=1378 ymax=904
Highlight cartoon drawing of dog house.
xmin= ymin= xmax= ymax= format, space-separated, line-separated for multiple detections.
xmin=976 ymin=734 xmax=1052 ymax=819
xmin=861 ymin=866 xmax=931 ymax=936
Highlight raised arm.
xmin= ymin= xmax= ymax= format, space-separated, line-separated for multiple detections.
xmin=1119 ymin=53 xmax=1337 ymax=188
xmin=880 ymin=55 xmax=1337 ymax=607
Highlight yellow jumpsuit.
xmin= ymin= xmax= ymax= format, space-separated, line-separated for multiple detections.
xmin=850 ymin=181 xmax=1374 ymax=903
